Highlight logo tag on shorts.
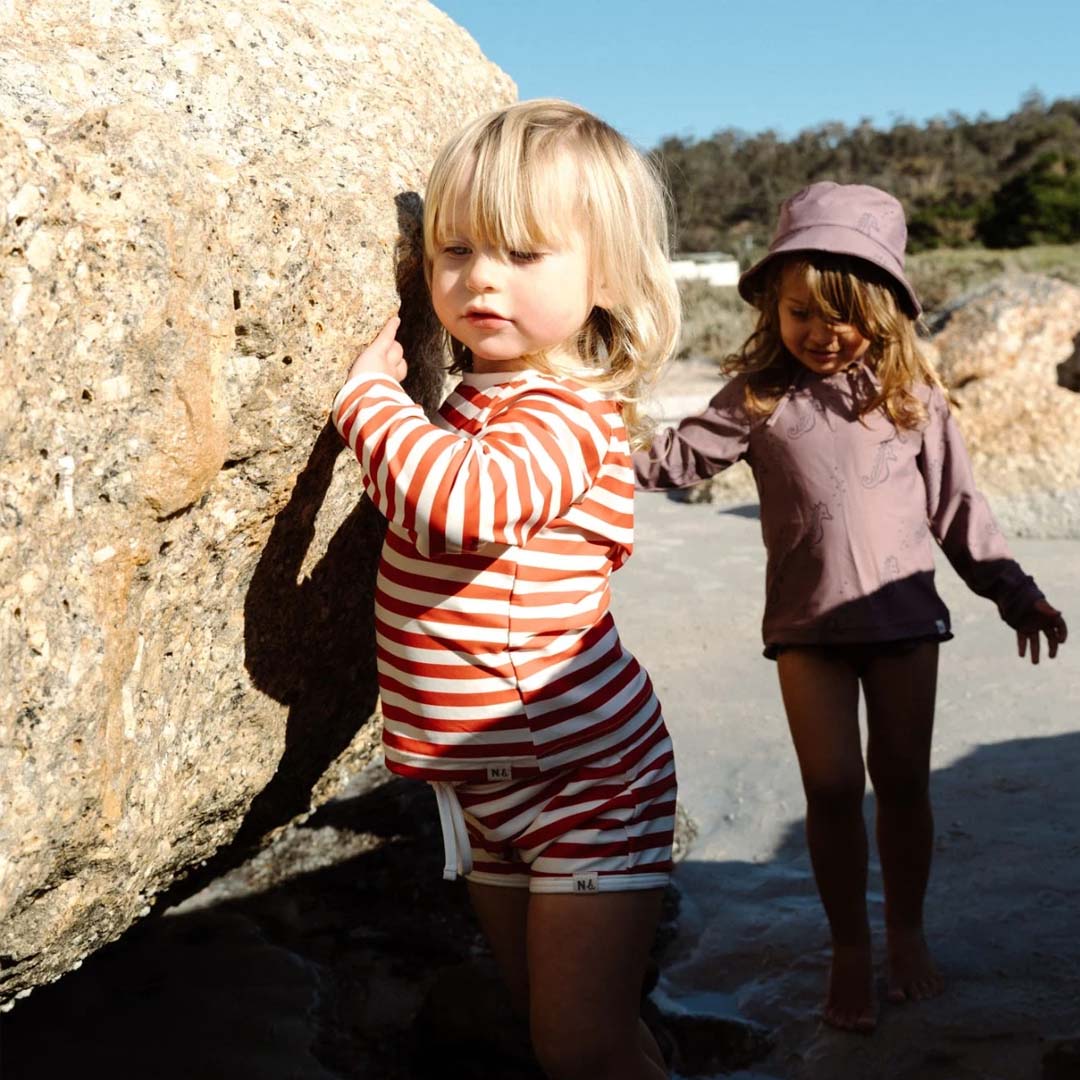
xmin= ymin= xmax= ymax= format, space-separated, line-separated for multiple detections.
xmin=573 ymin=873 xmax=599 ymax=893
xmin=936 ymin=619 xmax=947 ymax=634
xmin=486 ymin=763 xmax=512 ymax=781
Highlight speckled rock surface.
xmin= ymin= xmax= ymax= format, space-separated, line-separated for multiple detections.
xmin=927 ymin=275 xmax=1080 ymax=538
xmin=928 ymin=274 xmax=1080 ymax=387
xmin=0 ymin=0 xmax=513 ymax=1005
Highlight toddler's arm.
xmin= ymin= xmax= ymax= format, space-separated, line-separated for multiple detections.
xmin=333 ymin=324 xmax=607 ymax=558
xmin=633 ymin=376 xmax=750 ymax=490
xmin=920 ymin=386 xmax=1067 ymax=659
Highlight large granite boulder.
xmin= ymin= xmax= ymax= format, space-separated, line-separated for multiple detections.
xmin=0 ymin=0 xmax=513 ymax=1005
xmin=927 ymin=274 xmax=1080 ymax=538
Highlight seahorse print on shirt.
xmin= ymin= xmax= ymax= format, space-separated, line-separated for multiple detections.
xmin=808 ymin=501 xmax=834 ymax=546
xmin=786 ymin=395 xmax=825 ymax=439
xmin=860 ymin=439 xmax=898 ymax=488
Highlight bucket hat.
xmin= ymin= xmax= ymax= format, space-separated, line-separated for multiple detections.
xmin=737 ymin=182 xmax=921 ymax=317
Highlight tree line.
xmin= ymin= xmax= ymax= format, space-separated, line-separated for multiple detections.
xmin=653 ymin=93 xmax=1080 ymax=259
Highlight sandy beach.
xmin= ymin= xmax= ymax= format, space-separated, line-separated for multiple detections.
xmin=3 ymin=363 xmax=1077 ymax=1080
xmin=613 ymin=486 xmax=1080 ymax=1080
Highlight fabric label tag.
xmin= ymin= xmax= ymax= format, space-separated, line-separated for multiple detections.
xmin=486 ymin=764 xmax=512 ymax=781
xmin=936 ymin=619 xmax=947 ymax=634
xmin=573 ymin=872 xmax=600 ymax=893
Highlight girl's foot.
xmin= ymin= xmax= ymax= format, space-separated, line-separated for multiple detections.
xmin=886 ymin=927 xmax=944 ymax=1002
xmin=823 ymin=943 xmax=877 ymax=1033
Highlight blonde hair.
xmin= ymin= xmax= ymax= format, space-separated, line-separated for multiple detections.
xmin=422 ymin=98 xmax=680 ymax=445
xmin=726 ymin=253 xmax=945 ymax=430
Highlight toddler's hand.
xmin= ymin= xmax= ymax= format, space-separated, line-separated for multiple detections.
xmin=1016 ymin=598 xmax=1067 ymax=664
xmin=346 ymin=315 xmax=407 ymax=384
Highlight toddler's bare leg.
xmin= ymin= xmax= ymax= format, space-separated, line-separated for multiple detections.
xmin=527 ymin=889 xmax=668 ymax=1080
xmin=469 ymin=883 xmax=666 ymax=1077
xmin=777 ymin=647 xmax=876 ymax=1032
xmin=863 ymin=641 xmax=945 ymax=1004
xmin=467 ymin=882 xmax=531 ymax=1016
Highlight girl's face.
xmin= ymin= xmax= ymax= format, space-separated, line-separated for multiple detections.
xmin=430 ymin=187 xmax=597 ymax=373
xmin=777 ymin=264 xmax=871 ymax=375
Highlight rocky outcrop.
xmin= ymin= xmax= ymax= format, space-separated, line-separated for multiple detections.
xmin=927 ymin=274 xmax=1080 ymax=538
xmin=0 ymin=0 xmax=514 ymax=1005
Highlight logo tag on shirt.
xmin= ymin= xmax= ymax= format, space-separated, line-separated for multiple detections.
xmin=486 ymin=764 xmax=512 ymax=781
xmin=935 ymin=619 xmax=947 ymax=634
xmin=573 ymin=873 xmax=600 ymax=893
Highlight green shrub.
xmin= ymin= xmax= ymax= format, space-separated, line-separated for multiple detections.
xmin=977 ymin=153 xmax=1080 ymax=247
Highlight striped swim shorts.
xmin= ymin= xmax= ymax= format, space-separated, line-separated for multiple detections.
xmin=432 ymin=719 xmax=677 ymax=894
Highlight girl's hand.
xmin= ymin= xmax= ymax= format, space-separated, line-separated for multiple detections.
xmin=346 ymin=315 xmax=407 ymax=383
xmin=1016 ymin=598 xmax=1068 ymax=664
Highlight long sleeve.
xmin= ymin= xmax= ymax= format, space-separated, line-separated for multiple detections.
xmin=332 ymin=373 xmax=607 ymax=558
xmin=634 ymin=375 xmax=751 ymax=490
xmin=919 ymin=386 xmax=1044 ymax=628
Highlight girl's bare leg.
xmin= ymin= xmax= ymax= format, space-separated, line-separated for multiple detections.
xmin=468 ymin=883 xmax=667 ymax=1078
xmin=862 ymin=641 xmax=945 ymax=1003
xmin=777 ymin=647 xmax=875 ymax=1032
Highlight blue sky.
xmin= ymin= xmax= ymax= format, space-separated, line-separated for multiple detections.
xmin=435 ymin=0 xmax=1080 ymax=150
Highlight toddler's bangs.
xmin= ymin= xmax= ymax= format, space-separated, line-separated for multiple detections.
xmin=427 ymin=132 xmax=581 ymax=258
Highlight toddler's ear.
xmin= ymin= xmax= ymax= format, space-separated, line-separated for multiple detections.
xmin=592 ymin=277 xmax=614 ymax=308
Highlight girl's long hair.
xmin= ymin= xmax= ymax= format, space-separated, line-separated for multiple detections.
xmin=423 ymin=99 xmax=680 ymax=446
xmin=726 ymin=253 xmax=945 ymax=430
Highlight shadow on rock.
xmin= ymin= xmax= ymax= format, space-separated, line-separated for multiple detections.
xmin=0 ymin=775 xmax=472 ymax=1079
xmin=0 ymin=771 xmax=719 ymax=1079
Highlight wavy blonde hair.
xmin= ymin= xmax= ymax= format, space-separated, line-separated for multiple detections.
xmin=726 ymin=253 xmax=945 ymax=430
xmin=422 ymin=98 xmax=680 ymax=445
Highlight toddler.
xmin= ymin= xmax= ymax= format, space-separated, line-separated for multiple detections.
xmin=334 ymin=100 xmax=682 ymax=1078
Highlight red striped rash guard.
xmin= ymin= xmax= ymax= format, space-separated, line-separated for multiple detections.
xmin=331 ymin=367 xmax=667 ymax=783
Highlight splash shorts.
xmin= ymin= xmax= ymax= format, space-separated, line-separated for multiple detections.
xmin=431 ymin=719 xmax=677 ymax=894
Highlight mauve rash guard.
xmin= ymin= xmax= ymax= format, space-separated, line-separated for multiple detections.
xmin=634 ymin=364 xmax=1044 ymax=656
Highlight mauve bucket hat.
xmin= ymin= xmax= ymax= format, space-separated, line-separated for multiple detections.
xmin=737 ymin=181 xmax=922 ymax=317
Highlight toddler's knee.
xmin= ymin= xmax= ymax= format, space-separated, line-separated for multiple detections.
xmin=531 ymin=1022 xmax=624 ymax=1080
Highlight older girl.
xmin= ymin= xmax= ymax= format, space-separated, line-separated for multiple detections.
xmin=636 ymin=182 xmax=1067 ymax=1032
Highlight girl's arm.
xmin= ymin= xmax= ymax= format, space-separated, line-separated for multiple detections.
xmin=633 ymin=376 xmax=751 ymax=490
xmin=333 ymin=330 xmax=607 ymax=558
xmin=919 ymin=386 xmax=1067 ymax=658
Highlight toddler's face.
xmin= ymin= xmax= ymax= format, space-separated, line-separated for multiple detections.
xmin=430 ymin=187 xmax=596 ymax=373
xmin=777 ymin=264 xmax=871 ymax=376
